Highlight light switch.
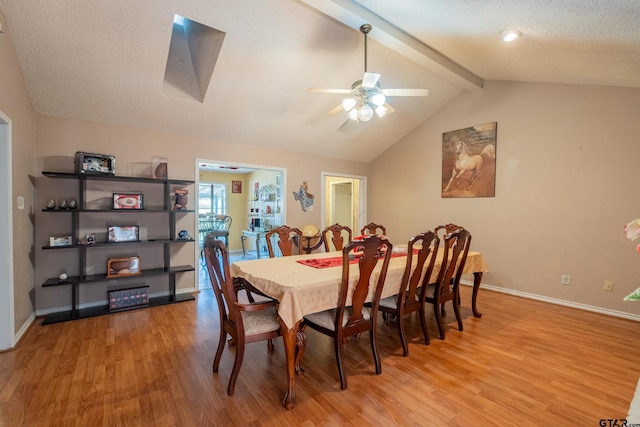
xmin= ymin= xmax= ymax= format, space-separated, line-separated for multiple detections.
xmin=17 ymin=196 xmax=24 ymax=210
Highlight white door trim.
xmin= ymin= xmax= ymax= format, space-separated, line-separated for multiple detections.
xmin=0 ymin=110 xmax=15 ymax=350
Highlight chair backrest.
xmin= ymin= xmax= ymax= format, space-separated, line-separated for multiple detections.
xmin=430 ymin=229 xmax=471 ymax=299
xmin=434 ymin=223 xmax=464 ymax=243
xmin=322 ymin=223 xmax=353 ymax=252
xmin=396 ymin=231 xmax=439 ymax=309
xmin=202 ymin=237 xmax=242 ymax=332
xmin=266 ymin=225 xmax=303 ymax=257
xmin=336 ymin=235 xmax=393 ymax=335
xmin=212 ymin=215 xmax=232 ymax=232
xmin=361 ymin=222 xmax=386 ymax=236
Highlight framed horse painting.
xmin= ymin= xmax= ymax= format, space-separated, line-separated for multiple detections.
xmin=441 ymin=122 xmax=497 ymax=198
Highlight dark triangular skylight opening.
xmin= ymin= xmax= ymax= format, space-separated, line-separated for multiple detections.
xmin=163 ymin=15 xmax=225 ymax=102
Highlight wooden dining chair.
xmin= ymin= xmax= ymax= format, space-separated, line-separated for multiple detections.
xmin=303 ymin=234 xmax=393 ymax=390
xmin=202 ymin=238 xmax=282 ymax=396
xmin=266 ymin=225 xmax=303 ymax=257
xmin=377 ymin=231 xmax=439 ymax=355
xmin=423 ymin=228 xmax=471 ymax=340
xmin=434 ymin=223 xmax=468 ymax=309
xmin=360 ymin=222 xmax=386 ymax=236
xmin=322 ymin=223 xmax=352 ymax=252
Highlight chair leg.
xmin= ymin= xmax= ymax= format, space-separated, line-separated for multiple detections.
xmin=433 ymin=302 xmax=446 ymax=340
xmin=419 ymin=305 xmax=430 ymax=345
xmin=370 ymin=327 xmax=381 ymax=375
xmin=295 ymin=325 xmax=307 ymax=375
xmin=213 ymin=331 xmax=227 ymax=373
xmin=267 ymin=338 xmax=274 ymax=351
xmin=227 ymin=339 xmax=245 ymax=396
xmin=452 ymin=299 xmax=463 ymax=332
xmin=334 ymin=336 xmax=347 ymax=390
xmin=396 ymin=311 xmax=409 ymax=357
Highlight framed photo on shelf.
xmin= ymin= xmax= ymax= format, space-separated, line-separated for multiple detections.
xmin=113 ymin=193 xmax=143 ymax=210
xmin=108 ymin=225 xmax=140 ymax=243
xmin=48 ymin=235 xmax=72 ymax=247
xmin=106 ymin=256 xmax=141 ymax=278
xmin=232 ymin=180 xmax=242 ymax=193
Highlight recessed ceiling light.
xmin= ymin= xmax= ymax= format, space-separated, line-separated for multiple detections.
xmin=500 ymin=30 xmax=522 ymax=42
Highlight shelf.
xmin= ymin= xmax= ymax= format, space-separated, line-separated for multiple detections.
xmin=42 ymin=265 xmax=195 ymax=287
xmin=41 ymin=293 xmax=196 ymax=325
xmin=42 ymin=208 xmax=196 ymax=213
xmin=42 ymin=239 xmax=195 ymax=250
xmin=42 ymin=171 xmax=194 ymax=185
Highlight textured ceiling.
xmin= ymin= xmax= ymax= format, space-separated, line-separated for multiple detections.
xmin=1 ymin=0 xmax=639 ymax=163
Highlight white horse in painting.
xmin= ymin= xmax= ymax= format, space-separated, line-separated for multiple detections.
xmin=444 ymin=141 xmax=495 ymax=192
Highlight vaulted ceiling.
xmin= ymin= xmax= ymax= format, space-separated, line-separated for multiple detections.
xmin=2 ymin=0 xmax=639 ymax=163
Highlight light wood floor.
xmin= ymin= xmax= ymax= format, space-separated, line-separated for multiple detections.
xmin=1 ymin=286 xmax=638 ymax=426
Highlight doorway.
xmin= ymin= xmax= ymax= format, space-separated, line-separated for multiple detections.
xmin=195 ymin=159 xmax=285 ymax=290
xmin=0 ymin=111 xmax=14 ymax=350
xmin=321 ymin=173 xmax=366 ymax=236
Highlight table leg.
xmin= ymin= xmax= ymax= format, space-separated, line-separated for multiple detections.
xmin=472 ymin=272 xmax=483 ymax=318
xmin=241 ymin=235 xmax=246 ymax=257
xmin=255 ymin=235 xmax=261 ymax=259
xmin=280 ymin=321 xmax=302 ymax=409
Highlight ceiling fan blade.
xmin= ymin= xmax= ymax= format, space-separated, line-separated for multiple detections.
xmin=328 ymin=104 xmax=344 ymax=114
xmin=382 ymin=88 xmax=429 ymax=97
xmin=384 ymin=103 xmax=396 ymax=114
xmin=361 ymin=72 xmax=380 ymax=89
xmin=309 ymin=88 xmax=352 ymax=94
xmin=337 ymin=119 xmax=362 ymax=136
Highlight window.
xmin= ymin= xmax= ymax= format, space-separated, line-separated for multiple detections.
xmin=199 ymin=183 xmax=226 ymax=215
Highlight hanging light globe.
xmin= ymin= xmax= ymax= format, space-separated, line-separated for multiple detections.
xmin=347 ymin=108 xmax=358 ymax=121
xmin=357 ymin=104 xmax=374 ymax=122
xmin=342 ymin=97 xmax=357 ymax=111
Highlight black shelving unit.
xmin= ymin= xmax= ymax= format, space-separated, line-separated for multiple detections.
xmin=39 ymin=171 xmax=196 ymax=324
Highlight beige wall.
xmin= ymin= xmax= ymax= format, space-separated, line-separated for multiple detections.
xmin=0 ymin=10 xmax=37 ymax=338
xmin=370 ymin=80 xmax=640 ymax=316
xmin=33 ymin=115 xmax=369 ymax=314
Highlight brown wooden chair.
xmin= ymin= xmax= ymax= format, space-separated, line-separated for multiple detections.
xmin=377 ymin=231 xmax=439 ymax=355
xmin=303 ymin=234 xmax=393 ymax=390
xmin=360 ymin=222 xmax=386 ymax=236
xmin=266 ymin=225 xmax=303 ymax=257
xmin=203 ymin=238 xmax=282 ymax=396
xmin=322 ymin=223 xmax=353 ymax=252
xmin=423 ymin=228 xmax=471 ymax=340
xmin=434 ymin=223 xmax=467 ymax=309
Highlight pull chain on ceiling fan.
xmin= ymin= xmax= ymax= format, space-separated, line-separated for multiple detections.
xmin=309 ymin=24 xmax=429 ymax=122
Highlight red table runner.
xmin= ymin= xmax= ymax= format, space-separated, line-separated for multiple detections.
xmin=297 ymin=249 xmax=416 ymax=269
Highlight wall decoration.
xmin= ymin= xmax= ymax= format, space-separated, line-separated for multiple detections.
xmin=74 ymin=151 xmax=115 ymax=175
xmin=442 ymin=122 xmax=497 ymax=198
xmin=152 ymin=157 xmax=168 ymax=179
xmin=293 ymin=181 xmax=314 ymax=212
xmin=232 ymin=180 xmax=242 ymax=193
xmin=106 ymin=256 xmax=141 ymax=278
xmin=113 ymin=193 xmax=143 ymax=209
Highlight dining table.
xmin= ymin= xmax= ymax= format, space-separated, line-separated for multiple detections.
xmin=230 ymin=247 xmax=489 ymax=409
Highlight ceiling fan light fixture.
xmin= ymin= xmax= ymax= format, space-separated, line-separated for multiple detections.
xmin=375 ymin=105 xmax=388 ymax=118
xmin=371 ymin=92 xmax=386 ymax=107
xmin=348 ymin=108 xmax=359 ymax=121
xmin=357 ymin=104 xmax=374 ymax=122
xmin=342 ymin=97 xmax=357 ymax=111
xmin=501 ymin=30 xmax=522 ymax=42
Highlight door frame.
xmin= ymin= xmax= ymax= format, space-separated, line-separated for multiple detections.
xmin=321 ymin=172 xmax=367 ymax=235
xmin=0 ymin=111 xmax=14 ymax=350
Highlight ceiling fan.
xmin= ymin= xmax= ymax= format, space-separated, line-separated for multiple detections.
xmin=309 ymin=23 xmax=429 ymax=122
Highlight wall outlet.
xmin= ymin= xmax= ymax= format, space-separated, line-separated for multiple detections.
xmin=561 ymin=274 xmax=570 ymax=285
xmin=604 ymin=281 xmax=614 ymax=291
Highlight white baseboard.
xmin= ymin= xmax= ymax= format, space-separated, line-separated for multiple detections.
xmin=461 ymin=280 xmax=640 ymax=322
xmin=11 ymin=312 xmax=36 ymax=348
